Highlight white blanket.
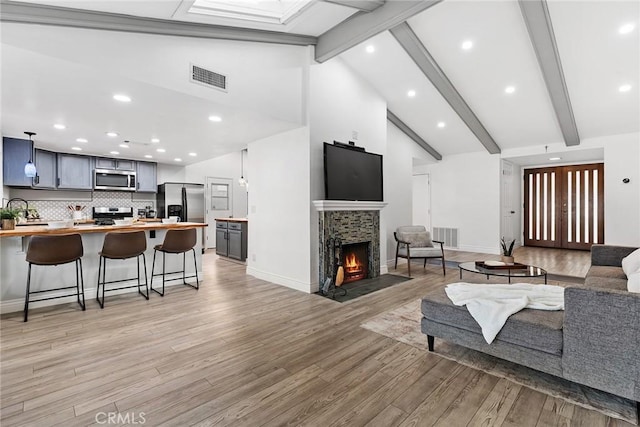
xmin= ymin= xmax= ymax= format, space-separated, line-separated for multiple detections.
xmin=445 ymin=282 xmax=564 ymax=344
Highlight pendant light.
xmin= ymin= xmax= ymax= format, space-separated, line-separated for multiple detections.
xmin=238 ymin=148 xmax=247 ymax=187
xmin=24 ymin=131 xmax=37 ymax=178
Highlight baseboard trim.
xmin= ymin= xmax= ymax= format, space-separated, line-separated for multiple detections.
xmin=246 ymin=266 xmax=312 ymax=294
xmin=0 ymin=272 xmax=202 ymax=314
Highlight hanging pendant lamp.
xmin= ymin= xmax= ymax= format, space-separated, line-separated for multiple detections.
xmin=238 ymin=148 xmax=247 ymax=187
xmin=24 ymin=131 xmax=37 ymax=178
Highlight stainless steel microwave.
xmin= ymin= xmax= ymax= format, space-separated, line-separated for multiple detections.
xmin=94 ymin=169 xmax=137 ymax=191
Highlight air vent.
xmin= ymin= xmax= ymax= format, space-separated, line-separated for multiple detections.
xmin=433 ymin=227 xmax=459 ymax=248
xmin=191 ymin=64 xmax=227 ymax=91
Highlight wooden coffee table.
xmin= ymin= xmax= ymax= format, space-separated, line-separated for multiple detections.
xmin=458 ymin=261 xmax=547 ymax=284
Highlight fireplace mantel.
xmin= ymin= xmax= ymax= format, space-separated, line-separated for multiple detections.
xmin=312 ymin=200 xmax=388 ymax=211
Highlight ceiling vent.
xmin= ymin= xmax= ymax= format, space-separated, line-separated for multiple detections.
xmin=190 ymin=64 xmax=227 ymax=92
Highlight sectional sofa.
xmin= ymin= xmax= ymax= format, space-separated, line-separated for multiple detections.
xmin=421 ymin=244 xmax=640 ymax=404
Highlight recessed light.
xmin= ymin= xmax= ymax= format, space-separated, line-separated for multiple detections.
xmin=188 ymin=152 xmax=197 ymax=157
xmin=53 ymin=124 xmax=66 ymax=130
xmin=71 ymin=147 xmax=82 ymax=151
xmin=174 ymin=158 xmax=182 ymax=162
xmin=461 ymin=40 xmax=473 ymax=50
xmin=113 ymin=94 xmax=131 ymax=103
xmin=106 ymin=132 xmax=118 ymax=137
xmin=619 ymin=23 xmax=635 ymax=35
xmin=505 ymin=85 xmax=516 ymax=94
xmin=366 ymin=45 xmax=375 ymax=53
xmin=549 ymin=157 xmax=562 ymax=161
xmin=110 ymin=151 xmax=120 ymax=155
xmin=144 ymin=155 xmax=153 ymax=159
xmin=407 ymin=90 xmax=416 ymax=98
xmin=619 ymin=84 xmax=632 ymax=92
xmin=119 ymin=144 xmax=129 ymax=148
xmin=156 ymin=148 xmax=166 ymax=153
xmin=437 ymin=122 xmax=446 ymax=128
xmin=151 ymin=138 xmax=160 ymax=143
xmin=76 ymin=138 xmax=88 ymax=143
xmin=208 ymin=115 xmax=222 ymax=122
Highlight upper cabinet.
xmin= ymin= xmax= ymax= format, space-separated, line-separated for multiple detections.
xmin=95 ymin=158 xmax=135 ymax=171
xmin=2 ymin=137 xmax=33 ymax=187
xmin=57 ymin=153 xmax=93 ymax=190
xmin=136 ymin=161 xmax=157 ymax=193
xmin=32 ymin=149 xmax=57 ymax=189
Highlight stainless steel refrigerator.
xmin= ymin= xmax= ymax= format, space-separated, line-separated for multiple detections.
xmin=156 ymin=183 xmax=205 ymax=223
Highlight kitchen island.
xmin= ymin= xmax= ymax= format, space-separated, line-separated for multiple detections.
xmin=0 ymin=222 xmax=207 ymax=313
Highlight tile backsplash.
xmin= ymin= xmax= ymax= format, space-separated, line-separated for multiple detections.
xmin=4 ymin=191 xmax=155 ymax=220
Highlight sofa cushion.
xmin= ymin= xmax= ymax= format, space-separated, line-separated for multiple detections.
xmin=398 ymin=247 xmax=442 ymax=258
xmin=584 ymin=266 xmax=628 ymax=291
xmin=422 ymin=288 xmax=563 ymax=355
xmin=628 ymin=271 xmax=640 ymax=293
xmin=586 ymin=265 xmax=627 ymax=280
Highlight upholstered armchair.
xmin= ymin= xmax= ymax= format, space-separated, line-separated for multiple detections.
xmin=394 ymin=226 xmax=445 ymax=277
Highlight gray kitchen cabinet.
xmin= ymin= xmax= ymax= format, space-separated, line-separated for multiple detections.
xmin=215 ymin=221 xmax=229 ymax=257
xmin=57 ymin=153 xmax=93 ymax=190
xmin=216 ymin=221 xmax=247 ymax=261
xmin=95 ymin=158 xmax=135 ymax=171
xmin=135 ymin=161 xmax=157 ymax=192
xmin=3 ymin=137 xmax=33 ymax=187
xmin=32 ymin=149 xmax=57 ymax=189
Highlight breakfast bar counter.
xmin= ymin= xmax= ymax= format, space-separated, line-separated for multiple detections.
xmin=0 ymin=222 xmax=207 ymax=313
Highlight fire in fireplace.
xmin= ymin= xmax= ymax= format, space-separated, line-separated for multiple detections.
xmin=341 ymin=242 xmax=369 ymax=284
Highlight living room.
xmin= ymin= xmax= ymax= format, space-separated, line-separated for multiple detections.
xmin=1 ymin=0 xmax=639 ymax=425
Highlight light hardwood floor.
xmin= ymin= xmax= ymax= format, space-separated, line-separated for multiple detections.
xmin=0 ymin=249 xmax=627 ymax=426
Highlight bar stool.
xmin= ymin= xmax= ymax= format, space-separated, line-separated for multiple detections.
xmin=97 ymin=231 xmax=149 ymax=308
xmin=150 ymin=228 xmax=199 ymax=296
xmin=24 ymin=233 xmax=85 ymax=322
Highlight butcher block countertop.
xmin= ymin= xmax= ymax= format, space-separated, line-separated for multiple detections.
xmin=215 ymin=218 xmax=248 ymax=223
xmin=0 ymin=222 xmax=207 ymax=238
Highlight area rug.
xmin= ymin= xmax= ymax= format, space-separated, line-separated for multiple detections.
xmin=316 ymin=274 xmax=411 ymax=303
xmin=361 ymin=299 xmax=638 ymax=425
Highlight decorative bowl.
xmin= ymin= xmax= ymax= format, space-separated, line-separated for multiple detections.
xmin=113 ymin=219 xmax=134 ymax=226
xmin=47 ymin=220 xmax=74 ymax=229
xmin=162 ymin=218 xmax=178 ymax=224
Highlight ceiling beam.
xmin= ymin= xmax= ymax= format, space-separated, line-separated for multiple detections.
xmin=390 ymin=22 xmax=501 ymax=154
xmin=519 ymin=0 xmax=580 ymax=146
xmin=0 ymin=0 xmax=317 ymax=46
xmin=387 ymin=110 xmax=442 ymax=161
xmin=323 ymin=0 xmax=385 ymax=13
xmin=315 ymin=0 xmax=442 ymax=63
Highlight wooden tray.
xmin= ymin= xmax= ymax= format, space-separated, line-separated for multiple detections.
xmin=475 ymin=261 xmax=529 ymax=270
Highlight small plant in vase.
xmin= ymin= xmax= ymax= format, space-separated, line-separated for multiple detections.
xmin=500 ymin=237 xmax=516 ymax=263
xmin=0 ymin=208 xmax=21 ymax=230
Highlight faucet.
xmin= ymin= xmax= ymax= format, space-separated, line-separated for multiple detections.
xmin=6 ymin=198 xmax=29 ymax=219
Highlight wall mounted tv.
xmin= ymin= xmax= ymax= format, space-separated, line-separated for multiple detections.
xmin=324 ymin=142 xmax=383 ymax=202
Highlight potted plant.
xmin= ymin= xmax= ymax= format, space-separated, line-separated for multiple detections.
xmin=500 ymin=237 xmax=515 ymax=263
xmin=0 ymin=208 xmax=21 ymax=230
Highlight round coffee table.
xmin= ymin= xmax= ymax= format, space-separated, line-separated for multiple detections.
xmin=458 ymin=261 xmax=547 ymax=284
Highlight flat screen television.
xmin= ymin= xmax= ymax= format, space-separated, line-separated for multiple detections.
xmin=324 ymin=142 xmax=383 ymax=201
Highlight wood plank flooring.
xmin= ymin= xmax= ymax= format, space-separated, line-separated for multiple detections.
xmin=1 ymin=249 xmax=626 ymax=426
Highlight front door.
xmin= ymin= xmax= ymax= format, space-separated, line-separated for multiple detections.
xmin=205 ymin=177 xmax=233 ymax=249
xmin=524 ymin=163 xmax=604 ymax=250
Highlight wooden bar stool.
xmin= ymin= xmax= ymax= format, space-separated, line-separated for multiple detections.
xmin=97 ymin=231 xmax=149 ymax=308
xmin=150 ymin=228 xmax=199 ymax=296
xmin=24 ymin=233 xmax=86 ymax=322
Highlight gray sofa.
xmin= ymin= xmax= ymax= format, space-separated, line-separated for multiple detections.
xmin=421 ymin=244 xmax=640 ymax=404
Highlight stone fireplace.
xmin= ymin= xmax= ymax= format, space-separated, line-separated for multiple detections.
xmin=314 ymin=201 xmax=387 ymax=287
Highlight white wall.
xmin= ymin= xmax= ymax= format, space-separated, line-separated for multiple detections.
xmin=246 ymin=126 xmax=312 ymax=292
xmin=309 ymin=58 xmax=389 ymax=282
xmin=424 ymin=151 xmax=502 ymax=254
xmin=384 ymin=122 xmax=435 ymax=265
xmin=184 ymin=150 xmax=248 ymax=218
xmin=157 ymin=163 xmax=186 ymax=184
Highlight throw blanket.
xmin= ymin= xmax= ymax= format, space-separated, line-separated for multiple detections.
xmin=445 ymin=283 xmax=564 ymax=344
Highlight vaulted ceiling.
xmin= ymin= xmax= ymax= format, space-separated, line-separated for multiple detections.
xmin=1 ymin=0 xmax=638 ymax=165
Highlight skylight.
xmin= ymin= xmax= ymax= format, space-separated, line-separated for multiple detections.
xmin=189 ymin=0 xmax=313 ymax=25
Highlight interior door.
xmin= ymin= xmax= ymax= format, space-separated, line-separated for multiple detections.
xmin=412 ymin=173 xmax=431 ymax=230
xmin=205 ymin=177 xmax=233 ymax=249
xmin=524 ymin=163 xmax=604 ymax=249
